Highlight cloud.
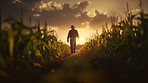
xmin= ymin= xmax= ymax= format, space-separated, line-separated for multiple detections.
xmin=33 ymin=0 xmax=110 ymax=30
xmin=0 ymin=0 xmax=111 ymax=30
xmin=0 ymin=0 xmax=41 ymax=24
xmin=89 ymin=10 xmax=110 ymax=29
xmin=73 ymin=1 xmax=90 ymax=10
xmin=32 ymin=0 xmax=62 ymax=12
xmin=33 ymin=1 xmax=91 ymax=29
xmin=22 ymin=0 xmax=41 ymax=7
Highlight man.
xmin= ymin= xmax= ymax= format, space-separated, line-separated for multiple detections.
xmin=67 ymin=25 xmax=79 ymax=54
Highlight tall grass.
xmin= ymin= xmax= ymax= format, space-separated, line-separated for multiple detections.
xmin=0 ymin=14 xmax=70 ymax=81
xmin=80 ymin=2 xmax=148 ymax=82
xmin=81 ymin=2 xmax=148 ymax=60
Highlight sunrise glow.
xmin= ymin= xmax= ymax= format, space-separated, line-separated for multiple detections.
xmin=77 ymin=37 xmax=84 ymax=45
xmin=0 ymin=0 xmax=148 ymax=82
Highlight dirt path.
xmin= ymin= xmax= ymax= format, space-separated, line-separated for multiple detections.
xmin=39 ymin=53 xmax=107 ymax=83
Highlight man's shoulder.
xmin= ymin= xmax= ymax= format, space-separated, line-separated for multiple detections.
xmin=73 ymin=29 xmax=78 ymax=31
xmin=69 ymin=30 xmax=72 ymax=32
xmin=69 ymin=29 xmax=77 ymax=33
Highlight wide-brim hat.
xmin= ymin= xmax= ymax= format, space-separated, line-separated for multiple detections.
xmin=71 ymin=25 xmax=75 ymax=28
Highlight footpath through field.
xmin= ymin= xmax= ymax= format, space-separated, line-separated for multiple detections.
xmin=40 ymin=53 xmax=107 ymax=83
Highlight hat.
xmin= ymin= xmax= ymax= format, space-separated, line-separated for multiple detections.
xmin=70 ymin=25 xmax=75 ymax=28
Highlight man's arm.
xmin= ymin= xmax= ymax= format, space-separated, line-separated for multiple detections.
xmin=76 ymin=30 xmax=79 ymax=40
xmin=67 ymin=31 xmax=70 ymax=42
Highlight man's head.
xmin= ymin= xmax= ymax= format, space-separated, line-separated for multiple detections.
xmin=70 ymin=25 xmax=75 ymax=29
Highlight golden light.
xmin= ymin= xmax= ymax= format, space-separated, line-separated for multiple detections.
xmin=33 ymin=14 xmax=40 ymax=17
xmin=56 ymin=26 xmax=100 ymax=45
xmin=77 ymin=37 xmax=84 ymax=45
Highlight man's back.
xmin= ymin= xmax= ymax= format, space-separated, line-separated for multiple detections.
xmin=68 ymin=29 xmax=79 ymax=39
xmin=67 ymin=25 xmax=79 ymax=54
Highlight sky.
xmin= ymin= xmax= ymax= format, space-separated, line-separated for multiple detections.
xmin=0 ymin=0 xmax=148 ymax=45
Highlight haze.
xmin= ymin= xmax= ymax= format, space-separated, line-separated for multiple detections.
xmin=1 ymin=0 xmax=148 ymax=45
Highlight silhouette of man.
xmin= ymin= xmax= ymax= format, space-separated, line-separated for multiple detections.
xmin=67 ymin=25 xmax=79 ymax=54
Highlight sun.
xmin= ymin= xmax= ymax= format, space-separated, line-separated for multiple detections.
xmin=77 ymin=37 xmax=84 ymax=45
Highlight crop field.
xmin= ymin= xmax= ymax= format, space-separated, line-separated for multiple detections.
xmin=0 ymin=2 xmax=148 ymax=83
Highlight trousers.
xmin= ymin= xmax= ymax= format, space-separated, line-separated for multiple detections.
xmin=70 ymin=41 xmax=76 ymax=54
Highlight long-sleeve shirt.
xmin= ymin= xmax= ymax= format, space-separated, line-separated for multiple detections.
xmin=67 ymin=29 xmax=79 ymax=43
